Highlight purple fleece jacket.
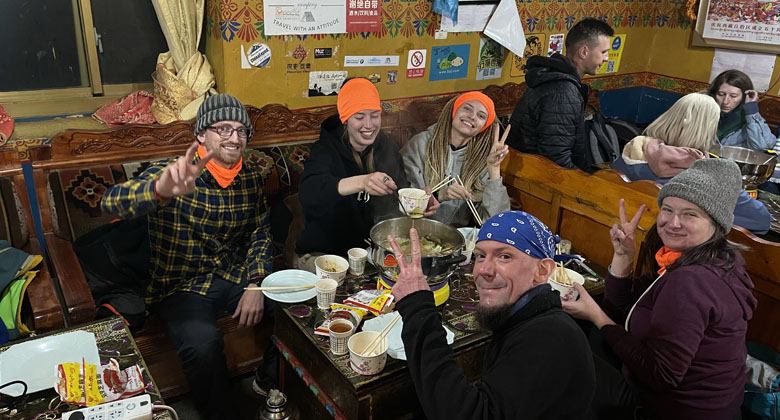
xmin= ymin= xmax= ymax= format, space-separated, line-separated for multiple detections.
xmin=600 ymin=255 xmax=757 ymax=419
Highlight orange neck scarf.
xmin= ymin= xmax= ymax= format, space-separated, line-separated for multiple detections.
xmin=198 ymin=145 xmax=242 ymax=188
xmin=655 ymin=245 xmax=682 ymax=275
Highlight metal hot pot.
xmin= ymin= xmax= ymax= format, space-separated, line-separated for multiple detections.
xmin=367 ymin=217 xmax=466 ymax=289
xmin=709 ymin=145 xmax=777 ymax=192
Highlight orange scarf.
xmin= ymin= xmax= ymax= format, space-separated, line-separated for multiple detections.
xmin=198 ymin=145 xmax=242 ymax=188
xmin=655 ymin=245 xmax=682 ymax=275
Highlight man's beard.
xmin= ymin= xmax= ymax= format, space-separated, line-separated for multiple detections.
xmin=475 ymin=303 xmax=513 ymax=331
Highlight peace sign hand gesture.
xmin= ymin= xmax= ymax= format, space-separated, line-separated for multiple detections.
xmin=610 ymin=199 xmax=646 ymax=257
xmin=156 ymin=141 xmax=215 ymax=198
xmin=487 ymin=123 xmax=511 ymax=168
xmin=387 ymin=228 xmax=430 ymax=303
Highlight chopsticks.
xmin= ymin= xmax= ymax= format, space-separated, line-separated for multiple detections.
xmin=430 ymin=175 xmax=455 ymax=194
xmin=456 ymin=175 xmax=483 ymax=226
xmin=362 ymin=312 xmax=402 ymax=356
xmin=244 ymin=285 xmax=316 ymax=291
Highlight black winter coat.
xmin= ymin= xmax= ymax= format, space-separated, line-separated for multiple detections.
xmin=507 ymin=54 xmax=593 ymax=172
xmin=397 ymin=287 xmax=595 ymax=419
xmin=296 ymin=114 xmax=408 ymax=256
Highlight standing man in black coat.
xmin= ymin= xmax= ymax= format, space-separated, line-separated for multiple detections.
xmin=507 ymin=18 xmax=613 ymax=172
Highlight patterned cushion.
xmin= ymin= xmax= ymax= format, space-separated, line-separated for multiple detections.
xmin=52 ymin=142 xmax=313 ymax=245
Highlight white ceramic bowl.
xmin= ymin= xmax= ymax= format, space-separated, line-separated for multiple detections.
xmin=547 ymin=268 xmax=585 ymax=301
xmin=314 ymin=255 xmax=349 ymax=285
xmin=398 ymin=188 xmax=429 ymax=217
xmin=348 ymin=331 xmax=389 ymax=375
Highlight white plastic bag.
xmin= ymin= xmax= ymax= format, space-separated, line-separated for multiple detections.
xmin=483 ymin=0 xmax=526 ymax=57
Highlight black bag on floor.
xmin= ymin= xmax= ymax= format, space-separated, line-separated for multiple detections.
xmin=73 ymin=216 xmax=151 ymax=330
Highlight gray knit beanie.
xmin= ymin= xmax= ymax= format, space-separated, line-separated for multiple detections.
xmin=657 ymin=158 xmax=742 ymax=232
xmin=194 ymin=94 xmax=253 ymax=138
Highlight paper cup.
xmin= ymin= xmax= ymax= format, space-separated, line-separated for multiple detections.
xmin=348 ymin=331 xmax=389 ymax=375
xmin=457 ymin=227 xmax=478 ymax=266
xmin=547 ymin=268 xmax=584 ymax=302
xmin=328 ymin=319 xmax=355 ymax=355
xmin=315 ymin=255 xmax=349 ymax=285
xmin=398 ymin=188 xmax=429 ymax=218
xmin=347 ymin=248 xmax=368 ymax=275
xmin=315 ymin=278 xmax=338 ymax=309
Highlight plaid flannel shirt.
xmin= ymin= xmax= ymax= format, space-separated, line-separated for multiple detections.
xmin=101 ymin=156 xmax=273 ymax=304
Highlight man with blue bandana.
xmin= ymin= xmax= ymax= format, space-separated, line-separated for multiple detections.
xmin=388 ymin=211 xmax=595 ymax=419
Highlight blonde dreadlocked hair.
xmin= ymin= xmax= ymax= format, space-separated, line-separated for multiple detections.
xmin=423 ymin=97 xmax=497 ymax=199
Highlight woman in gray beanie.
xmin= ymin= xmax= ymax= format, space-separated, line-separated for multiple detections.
xmin=563 ymin=158 xmax=757 ymax=420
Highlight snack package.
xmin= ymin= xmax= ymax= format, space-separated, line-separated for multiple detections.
xmin=343 ymin=289 xmax=394 ymax=316
xmin=56 ymin=358 xmax=145 ymax=406
xmin=314 ymin=304 xmax=367 ymax=336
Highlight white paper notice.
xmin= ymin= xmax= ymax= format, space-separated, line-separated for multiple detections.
xmin=264 ymin=0 xmax=346 ymax=35
xmin=440 ymin=4 xmax=497 ymax=33
xmin=344 ymin=56 xmax=400 ymax=67
xmin=710 ymin=49 xmax=776 ymax=92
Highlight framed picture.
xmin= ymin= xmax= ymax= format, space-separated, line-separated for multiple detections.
xmin=693 ymin=0 xmax=780 ymax=54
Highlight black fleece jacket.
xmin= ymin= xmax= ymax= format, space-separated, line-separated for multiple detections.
xmin=507 ymin=53 xmax=593 ymax=172
xmin=397 ymin=288 xmax=595 ymax=420
xmin=296 ymin=114 xmax=408 ymax=256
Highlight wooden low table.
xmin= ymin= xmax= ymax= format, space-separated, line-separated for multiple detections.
xmin=0 ymin=317 xmax=171 ymax=420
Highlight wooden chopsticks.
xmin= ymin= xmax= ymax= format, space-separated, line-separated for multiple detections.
xmin=244 ymin=285 xmax=316 ymax=291
xmin=456 ymin=175 xmax=483 ymax=226
xmin=362 ymin=312 xmax=402 ymax=356
xmin=430 ymin=175 xmax=455 ymax=194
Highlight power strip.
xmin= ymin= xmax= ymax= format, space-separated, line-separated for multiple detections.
xmin=61 ymin=394 xmax=153 ymax=420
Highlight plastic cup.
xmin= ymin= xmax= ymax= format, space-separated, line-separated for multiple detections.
xmin=315 ymin=278 xmax=338 ymax=310
xmin=348 ymin=248 xmax=368 ymax=275
xmin=328 ymin=319 xmax=355 ymax=355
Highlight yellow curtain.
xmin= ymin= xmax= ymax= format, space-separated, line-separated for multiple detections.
xmin=151 ymin=0 xmax=216 ymax=124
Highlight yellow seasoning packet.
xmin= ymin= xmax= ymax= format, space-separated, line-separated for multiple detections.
xmin=343 ymin=289 xmax=394 ymax=316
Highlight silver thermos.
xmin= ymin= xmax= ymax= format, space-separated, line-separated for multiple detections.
xmin=256 ymin=389 xmax=300 ymax=420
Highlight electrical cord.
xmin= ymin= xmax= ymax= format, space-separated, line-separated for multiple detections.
xmin=153 ymin=404 xmax=179 ymax=420
xmin=0 ymin=379 xmax=28 ymax=397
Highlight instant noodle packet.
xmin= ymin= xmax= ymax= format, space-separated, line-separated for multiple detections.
xmin=314 ymin=304 xmax=367 ymax=336
xmin=343 ymin=289 xmax=394 ymax=316
xmin=56 ymin=358 xmax=145 ymax=406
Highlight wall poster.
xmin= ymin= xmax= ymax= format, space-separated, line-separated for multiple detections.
xmin=264 ymin=0 xmax=346 ymax=35
xmin=695 ymin=0 xmax=780 ymax=54
xmin=430 ymin=44 xmax=470 ymax=81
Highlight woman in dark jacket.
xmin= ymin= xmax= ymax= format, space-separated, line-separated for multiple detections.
xmin=563 ymin=158 xmax=757 ymax=420
xmin=295 ymin=78 xmax=437 ymax=269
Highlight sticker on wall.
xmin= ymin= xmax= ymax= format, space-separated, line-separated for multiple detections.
xmin=510 ymin=33 xmax=545 ymax=78
xmin=368 ymin=73 xmax=381 ymax=83
xmin=344 ymin=56 xmax=400 ymax=67
xmin=346 ymin=0 xmax=381 ymax=32
xmin=240 ymin=45 xmax=252 ymax=69
xmin=308 ymin=71 xmax=348 ymax=97
xmin=547 ymin=34 xmax=564 ymax=57
xmin=595 ymin=34 xmax=626 ymax=75
xmin=314 ymin=48 xmax=333 ymax=59
xmin=286 ymin=62 xmax=312 ymax=74
xmin=247 ymin=43 xmax=272 ymax=68
xmin=387 ymin=70 xmax=397 ymax=84
xmin=264 ymin=0 xmax=346 ymax=35
xmin=406 ymin=49 xmax=426 ymax=79
xmin=476 ymin=38 xmax=504 ymax=81
xmin=430 ymin=45 xmax=470 ymax=82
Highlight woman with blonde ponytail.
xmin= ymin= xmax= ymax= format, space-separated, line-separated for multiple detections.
xmin=612 ymin=92 xmax=770 ymax=234
xmin=401 ymin=92 xmax=511 ymax=226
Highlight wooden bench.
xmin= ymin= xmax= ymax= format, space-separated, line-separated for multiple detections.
xmin=501 ymin=149 xmax=780 ymax=355
xmin=0 ymin=148 xmax=65 ymax=335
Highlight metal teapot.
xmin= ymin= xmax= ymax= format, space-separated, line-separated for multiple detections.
xmin=256 ymin=389 xmax=300 ymax=420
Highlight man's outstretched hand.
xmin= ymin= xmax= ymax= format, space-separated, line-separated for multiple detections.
xmin=155 ymin=141 xmax=214 ymax=198
xmin=388 ymin=228 xmax=430 ymax=302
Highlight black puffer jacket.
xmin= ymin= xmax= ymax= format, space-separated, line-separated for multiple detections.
xmin=507 ymin=53 xmax=592 ymax=172
xmin=296 ymin=114 xmax=408 ymax=256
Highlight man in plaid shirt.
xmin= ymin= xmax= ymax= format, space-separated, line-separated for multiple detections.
xmin=102 ymin=94 xmax=273 ymax=420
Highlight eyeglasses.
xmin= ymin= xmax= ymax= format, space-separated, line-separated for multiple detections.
xmin=207 ymin=125 xmax=250 ymax=139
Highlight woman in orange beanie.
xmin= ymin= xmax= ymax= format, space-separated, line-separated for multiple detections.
xmin=401 ymin=91 xmax=511 ymax=227
xmin=296 ymin=78 xmax=438 ymax=270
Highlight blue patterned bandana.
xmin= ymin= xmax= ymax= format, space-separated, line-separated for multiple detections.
xmin=476 ymin=211 xmax=576 ymax=262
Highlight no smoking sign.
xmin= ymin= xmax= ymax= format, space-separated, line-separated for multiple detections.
xmin=406 ymin=49 xmax=426 ymax=79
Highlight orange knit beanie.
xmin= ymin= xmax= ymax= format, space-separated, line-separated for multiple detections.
xmin=452 ymin=91 xmax=496 ymax=133
xmin=337 ymin=79 xmax=381 ymax=123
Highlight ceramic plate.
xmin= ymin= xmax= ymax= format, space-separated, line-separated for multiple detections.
xmin=0 ymin=330 xmax=100 ymax=396
xmin=261 ymin=269 xmax=318 ymax=303
xmin=362 ymin=311 xmax=455 ymax=360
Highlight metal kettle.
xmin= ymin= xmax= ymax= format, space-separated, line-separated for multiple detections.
xmin=256 ymin=389 xmax=300 ymax=420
